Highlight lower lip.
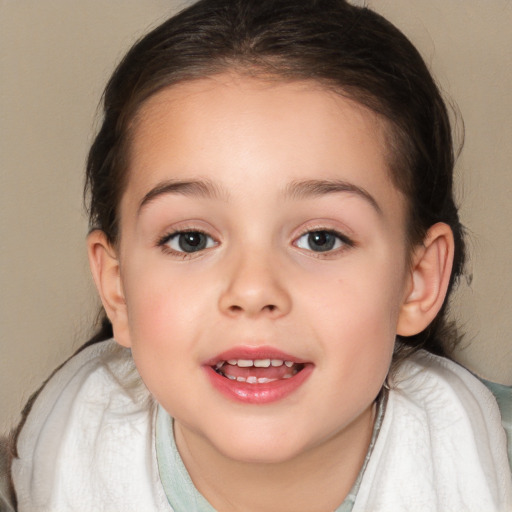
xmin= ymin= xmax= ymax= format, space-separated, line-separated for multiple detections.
xmin=204 ymin=364 xmax=313 ymax=404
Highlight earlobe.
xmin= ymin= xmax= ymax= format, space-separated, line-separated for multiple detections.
xmin=87 ymin=230 xmax=131 ymax=347
xmin=397 ymin=223 xmax=454 ymax=337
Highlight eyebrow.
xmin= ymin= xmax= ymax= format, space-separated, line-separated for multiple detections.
xmin=138 ymin=177 xmax=382 ymax=215
xmin=284 ymin=179 xmax=382 ymax=215
xmin=138 ymin=178 xmax=229 ymax=214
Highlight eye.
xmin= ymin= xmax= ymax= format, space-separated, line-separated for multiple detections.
xmin=295 ymin=230 xmax=350 ymax=253
xmin=160 ymin=231 xmax=216 ymax=254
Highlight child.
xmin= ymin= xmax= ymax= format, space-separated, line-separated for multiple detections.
xmin=5 ymin=0 xmax=512 ymax=510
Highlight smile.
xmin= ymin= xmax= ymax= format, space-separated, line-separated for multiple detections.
xmin=204 ymin=348 xmax=313 ymax=404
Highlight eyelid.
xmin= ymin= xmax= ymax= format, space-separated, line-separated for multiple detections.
xmin=155 ymin=219 xmax=220 ymax=244
xmin=291 ymin=223 xmax=356 ymax=256
xmin=293 ymin=220 xmax=355 ymax=243
xmin=296 ymin=230 xmax=353 ymax=246
xmin=157 ymin=227 xmax=211 ymax=244
xmin=156 ymin=226 xmax=220 ymax=258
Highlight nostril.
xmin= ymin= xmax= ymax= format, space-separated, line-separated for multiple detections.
xmin=227 ymin=304 xmax=277 ymax=314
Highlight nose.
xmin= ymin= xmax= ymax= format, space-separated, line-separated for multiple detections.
xmin=218 ymin=251 xmax=292 ymax=319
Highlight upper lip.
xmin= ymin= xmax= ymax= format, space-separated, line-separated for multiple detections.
xmin=203 ymin=346 xmax=310 ymax=367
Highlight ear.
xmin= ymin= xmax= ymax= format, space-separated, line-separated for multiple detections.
xmin=87 ymin=230 xmax=131 ymax=347
xmin=397 ymin=222 xmax=455 ymax=337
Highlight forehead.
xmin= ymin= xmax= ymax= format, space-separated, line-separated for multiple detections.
xmin=122 ymin=73 xmax=404 ymax=224
xmin=131 ymin=74 xmax=390 ymax=161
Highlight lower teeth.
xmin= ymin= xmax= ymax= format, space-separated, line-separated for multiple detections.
xmin=216 ymin=368 xmax=299 ymax=384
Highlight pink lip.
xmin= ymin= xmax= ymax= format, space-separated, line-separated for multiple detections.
xmin=203 ymin=346 xmax=313 ymax=404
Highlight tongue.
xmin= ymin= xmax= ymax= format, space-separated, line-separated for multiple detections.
xmin=220 ymin=364 xmax=297 ymax=380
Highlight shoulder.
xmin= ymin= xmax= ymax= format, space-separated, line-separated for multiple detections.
xmin=389 ymin=350 xmax=508 ymax=452
xmin=481 ymin=378 xmax=512 ymax=427
xmin=13 ymin=338 xmax=151 ymax=468
xmin=480 ymin=377 xmax=512 ymax=472
xmin=17 ymin=339 xmax=150 ymax=438
xmin=391 ymin=350 xmax=503 ymax=416
xmin=393 ymin=351 xmax=512 ymax=439
xmin=12 ymin=340 xmax=168 ymax=511
xmin=353 ymin=351 xmax=512 ymax=511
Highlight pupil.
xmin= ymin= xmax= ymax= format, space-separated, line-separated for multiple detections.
xmin=308 ymin=231 xmax=335 ymax=252
xmin=179 ymin=232 xmax=206 ymax=252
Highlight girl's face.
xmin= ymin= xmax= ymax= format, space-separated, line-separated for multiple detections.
xmin=113 ymin=75 xmax=413 ymax=465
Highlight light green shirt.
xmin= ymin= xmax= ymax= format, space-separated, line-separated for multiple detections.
xmin=482 ymin=379 xmax=512 ymax=472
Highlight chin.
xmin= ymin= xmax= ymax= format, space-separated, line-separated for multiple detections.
xmin=206 ymin=424 xmax=314 ymax=465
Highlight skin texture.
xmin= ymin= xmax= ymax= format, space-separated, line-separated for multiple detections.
xmin=88 ymin=74 xmax=454 ymax=512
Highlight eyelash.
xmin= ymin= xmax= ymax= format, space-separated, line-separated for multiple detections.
xmin=156 ymin=227 xmax=355 ymax=258
xmin=157 ymin=229 xmax=218 ymax=258
xmin=293 ymin=228 xmax=355 ymax=256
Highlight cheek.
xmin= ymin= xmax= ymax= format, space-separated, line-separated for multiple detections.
xmin=121 ymin=270 xmax=206 ymax=408
xmin=318 ymin=286 xmax=397 ymax=410
xmin=121 ymin=260 xmax=212 ymax=354
xmin=304 ymin=257 xmax=405 ymax=330
xmin=299 ymin=255 xmax=405 ymax=369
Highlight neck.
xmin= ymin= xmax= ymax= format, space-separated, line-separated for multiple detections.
xmin=174 ymin=403 xmax=376 ymax=512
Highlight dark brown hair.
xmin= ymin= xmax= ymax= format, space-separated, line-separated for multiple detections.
xmin=85 ymin=0 xmax=465 ymax=358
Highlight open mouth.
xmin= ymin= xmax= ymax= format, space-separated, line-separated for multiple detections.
xmin=212 ymin=358 xmax=306 ymax=384
xmin=205 ymin=350 xmax=313 ymax=403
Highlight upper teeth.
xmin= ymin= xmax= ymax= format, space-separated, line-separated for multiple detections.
xmin=224 ymin=359 xmax=294 ymax=368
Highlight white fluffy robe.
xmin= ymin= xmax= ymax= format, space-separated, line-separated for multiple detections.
xmin=13 ymin=342 xmax=170 ymax=512
xmin=12 ymin=341 xmax=512 ymax=512
xmin=353 ymin=351 xmax=512 ymax=512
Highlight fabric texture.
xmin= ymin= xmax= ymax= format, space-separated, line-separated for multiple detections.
xmin=352 ymin=351 xmax=512 ymax=511
xmin=12 ymin=341 xmax=170 ymax=512
xmin=482 ymin=378 xmax=512 ymax=473
xmin=0 ymin=437 xmax=14 ymax=512
xmin=11 ymin=339 xmax=512 ymax=512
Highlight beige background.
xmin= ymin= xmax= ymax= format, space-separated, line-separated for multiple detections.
xmin=1 ymin=1 xmax=511 ymax=435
